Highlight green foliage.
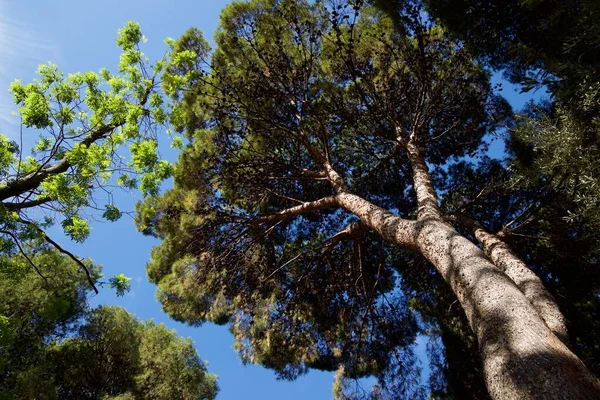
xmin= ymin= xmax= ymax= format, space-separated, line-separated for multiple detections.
xmin=0 ymin=248 xmax=100 ymax=398
xmin=0 ymin=21 xmax=197 ymax=303
xmin=61 ymin=215 xmax=91 ymax=242
xmin=0 ymin=22 xmax=181 ymax=282
xmin=103 ymin=204 xmax=123 ymax=222
xmin=51 ymin=306 xmax=218 ymax=400
xmin=138 ymin=0 xmax=507 ymax=396
xmin=136 ymin=322 xmax=218 ymax=400
xmin=0 ymin=250 xmax=217 ymax=399
xmin=108 ymin=273 xmax=132 ymax=296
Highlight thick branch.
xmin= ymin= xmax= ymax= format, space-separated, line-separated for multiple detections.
xmin=325 ymin=221 xmax=368 ymax=244
xmin=252 ymin=195 xmax=340 ymax=225
xmin=406 ymin=138 xmax=441 ymax=220
xmin=336 ymin=192 xmax=417 ymax=249
xmin=321 ymin=221 xmax=369 ymax=259
xmin=446 ymin=213 xmax=569 ymax=344
xmin=3 ymin=197 xmax=53 ymax=211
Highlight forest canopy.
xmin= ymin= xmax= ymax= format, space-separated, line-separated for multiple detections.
xmin=137 ymin=0 xmax=600 ymax=399
xmin=0 ymin=0 xmax=599 ymax=399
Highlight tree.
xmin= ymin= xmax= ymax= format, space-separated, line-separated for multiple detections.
xmin=0 ymin=248 xmax=99 ymax=398
xmin=0 ymin=250 xmax=218 ymax=399
xmin=0 ymin=22 xmax=177 ymax=294
xmin=52 ymin=306 xmax=218 ymax=400
xmin=410 ymin=0 xmax=600 ymax=90
xmin=138 ymin=0 xmax=600 ymax=398
xmin=370 ymin=0 xmax=600 ymax=392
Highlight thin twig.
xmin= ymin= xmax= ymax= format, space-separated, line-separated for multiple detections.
xmin=0 ymin=229 xmax=49 ymax=290
xmin=18 ymin=220 xmax=99 ymax=294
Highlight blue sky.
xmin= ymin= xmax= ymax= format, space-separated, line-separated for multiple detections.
xmin=0 ymin=1 xmax=542 ymax=399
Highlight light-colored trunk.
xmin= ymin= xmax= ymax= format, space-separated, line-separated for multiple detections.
xmin=406 ymin=140 xmax=441 ymax=220
xmin=414 ymin=219 xmax=600 ymax=400
xmin=474 ymin=226 xmax=569 ymax=344
xmin=333 ymin=135 xmax=600 ymax=399
xmin=337 ymin=192 xmax=600 ymax=399
xmin=447 ymin=213 xmax=569 ymax=344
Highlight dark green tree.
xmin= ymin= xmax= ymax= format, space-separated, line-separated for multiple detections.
xmin=138 ymin=1 xmax=599 ymax=398
xmin=51 ymin=306 xmax=218 ymax=400
xmin=0 ymin=250 xmax=218 ymax=400
xmin=0 ymin=248 xmax=99 ymax=398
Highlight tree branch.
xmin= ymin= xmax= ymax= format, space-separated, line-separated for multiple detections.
xmin=0 ymin=123 xmax=117 ymax=201
xmin=0 ymin=82 xmax=153 ymax=202
xmin=405 ymin=133 xmax=441 ymax=220
xmin=321 ymin=221 xmax=369 ymax=260
xmin=252 ymin=195 xmax=340 ymax=225
xmin=19 ymin=220 xmax=99 ymax=295
xmin=3 ymin=197 xmax=53 ymax=211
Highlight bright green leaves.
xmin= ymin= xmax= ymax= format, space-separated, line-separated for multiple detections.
xmin=108 ymin=273 xmax=131 ymax=296
xmin=0 ymin=21 xmax=189 ymax=256
xmin=170 ymin=135 xmax=184 ymax=149
xmin=131 ymin=139 xmax=158 ymax=172
xmin=116 ymin=21 xmax=145 ymax=51
xmin=130 ymin=139 xmax=173 ymax=196
xmin=61 ymin=215 xmax=90 ymax=242
xmin=117 ymin=173 xmax=138 ymax=190
xmin=102 ymin=204 xmax=122 ymax=222
xmin=0 ymin=135 xmax=16 ymax=177
xmin=163 ymin=27 xmax=210 ymax=100
xmin=11 ymin=81 xmax=52 ymax=129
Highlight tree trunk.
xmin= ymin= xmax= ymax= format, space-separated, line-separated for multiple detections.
xmin=449 ymin=214 xmax=569 ymax=345
xmin=473 ymin=227 xmax=569 ymax=344
xmin=337 ymin=192 xmax=600 ymax=399
xmin=332 ymin=136 xmax=600 ymax=399
xmin=413 ymin=219 xmax=600 ymax=400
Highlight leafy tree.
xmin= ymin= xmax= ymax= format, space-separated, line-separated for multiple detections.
xmin=0 ymin=248 xmax=99 ymax=398
xmin=0 ymin=250 xmax=217 ymax=399
xmin=138 ymin=0 xmax=599 ymax=398
xmin=52 ymin=306 xmax=218 ymax=400
xmin=0 ymin=22 xmax=176 ymax=294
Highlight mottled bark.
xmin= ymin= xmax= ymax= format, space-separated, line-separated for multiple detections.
xmin=475 ymin=227 xmax=570 ymax=344
xmin=336 ymin=192 xmax=417 ymax=249
xmin=400 ymin=136 xmax=598 ymax=398
xmin=406 ymin=140 xmax=441 ymax=220
xmin=414 ymin=219 xmax=600 ymax=400
xmin=448 ymin=214 xmax=569 ymax=345
xmin=253 ymin=195 xmax=339 ymax=225
xmin=338 ymin=190 xmax=600 ymax=399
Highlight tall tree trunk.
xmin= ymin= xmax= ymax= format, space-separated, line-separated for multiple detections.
xmin=448 ymin=213 xmax=569 ymax=345
xmin=332 ymin=137 xmax=600 ymax=399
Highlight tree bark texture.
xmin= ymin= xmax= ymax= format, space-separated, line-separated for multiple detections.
xmin=333 ymin=138 xmax=600 ymax=399
xmin=454 ymin=214 xmax=570 ymax=345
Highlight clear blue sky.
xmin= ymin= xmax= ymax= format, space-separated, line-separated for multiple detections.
xmin=0 ymin=1 xmax=541 ymax=399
